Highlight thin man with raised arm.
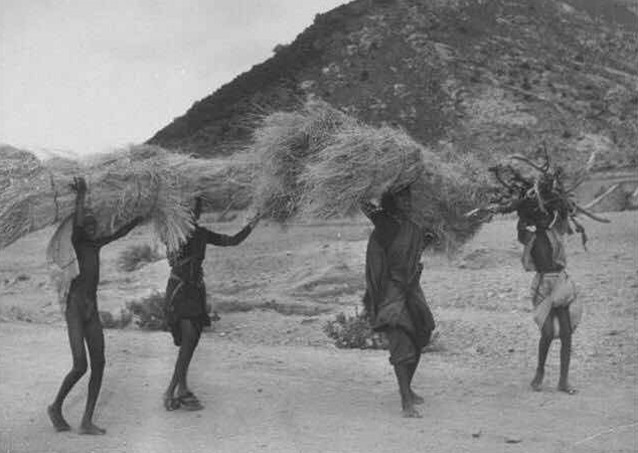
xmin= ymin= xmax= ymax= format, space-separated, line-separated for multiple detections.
xmin=48 ymin=177 xmax=142 ymax=434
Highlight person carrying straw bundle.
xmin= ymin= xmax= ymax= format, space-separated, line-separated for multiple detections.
xmin=47 ymin=177 xmax=142 ymax=435
xmin=361 ymin=186 xmax=436 ymax=418
xmin=162 ymin=197 xmax=261 ymax=411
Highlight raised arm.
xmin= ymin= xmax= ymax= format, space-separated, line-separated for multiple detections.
xmin=204 ymin=213 xmax=260 ymax=247
xmin=97 ymin=217 xmax=143 ymax=246
xmin=70 ymin=177 xmax=88 ymax=228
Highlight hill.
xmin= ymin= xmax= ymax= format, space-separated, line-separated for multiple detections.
xmin=147 ymin=0 xmax=638 ymax=171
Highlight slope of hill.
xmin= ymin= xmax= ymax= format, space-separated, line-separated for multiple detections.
xmin=147 ymin=0 xmax=638 ymax=171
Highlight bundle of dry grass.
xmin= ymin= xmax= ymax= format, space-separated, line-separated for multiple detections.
xmin=0 ymin=145 xmax=195 ymax=252
xmin=249 ymin=99 xmax=490 ymax=251
xmin=168 ymin=152 xmax=256 ymax=212
xmin=299 ymin=124 xmax=425 ymax=219
xmin=86 ymin=149 xmax=193 ymax=252
xmin=0 ymin=147 xmax=42 ymax=191
xmin=0 ymin=143 xmax=266 ymax=251
xmin=250 ymin=99 xmax=356 ymax=222
xmin=0 ymin=151 xmax=79 ymax=249
xmin=409 ymin=151 xmax=493 ymax=253
xmin=299 ymin=123 xmax=490 ymax=251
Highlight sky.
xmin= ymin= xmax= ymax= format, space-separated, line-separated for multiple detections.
xmin=0 ymin=0 xmax=347 ymax=156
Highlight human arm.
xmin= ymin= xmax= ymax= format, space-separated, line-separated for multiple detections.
xmin=203 ymin=212 xmax=260 ymax=247
xmin=70 ymin=177 xmax=88 ymax=228
xmin=97 ymin=216 xmax=143 ymax=246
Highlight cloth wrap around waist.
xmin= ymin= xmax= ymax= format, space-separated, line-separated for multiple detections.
xmin=165 ymin=255 xmax=211 ymax=331
xmin=530 ymin=270 xmax=582 ymax=337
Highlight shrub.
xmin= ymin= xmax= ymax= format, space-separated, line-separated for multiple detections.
xmin=126 ymin=292 xmax=167 ymax=330
xmin=118 ymin=244 xmax=163 ymax=272
xmin=323 ymin=309 xmax=387 ymax=349
xmin=99 ymin=309 xmax=133 ymax=329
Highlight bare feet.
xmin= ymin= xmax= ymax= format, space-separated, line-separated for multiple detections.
xmin=163 ymin=393 xmax=181 ymax=411
xmin=177 ymin=392 xmax=204 ymax=411
xmin=401 ymin=405 xmax=422 ymax=418
xmin=47 ymin=405 xmax=71 ymax=432
xmin=530 ymin=371 xmax=544 ymax=392
xmin=558 ymin=382 xmax=577 ymax=395
xmin=410 ymin=391 xmax=425 ymax=405
xmin=79 ymin=422 xmax=106 ymax=435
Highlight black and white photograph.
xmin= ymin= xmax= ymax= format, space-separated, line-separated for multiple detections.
xmin=0 ymin=0 xmax=636 ymax=452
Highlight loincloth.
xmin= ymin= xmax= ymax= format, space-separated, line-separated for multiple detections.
xmin=165 ymin=273 xmax=211 ymax=346
xmin=530 ymin=271 xmax=582 ymax=336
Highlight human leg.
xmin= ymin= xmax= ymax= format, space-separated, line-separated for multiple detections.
xmin=556 ymin=307 xmax=576 ymax=394
xmin=165 ymin=319 xmax=203 ymax=411
xmin=387 ymin=328 xmax=421 ymax=417
xmin=531 ymin=313 xmax=554 ymax=391
xmin=393 ymin=361 xmax=421 ymax=418
xmin=407 ymin=354 xmax=424 ymax=404
xmin=48 ymin=304 xmax=88 ymax=431
xmin=79 ymin=316 xmax=106 ymax=435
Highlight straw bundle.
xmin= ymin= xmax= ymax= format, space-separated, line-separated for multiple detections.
xmin=250 ymin=99 xmax=356 ymax=222
xmin=0 ymin=145 xmax=195 ymax=252
xmin=299 ymin=124 xmax=424 ymax=219
xmin=0 ymin=147 xmax=42 ymax=191
xmin=86 ymin=151 xmax=193 ymax=252
xmin=168 ymin=152 xmax=256 ymax=211
xmin=409 ymin=151 xmax=492 ymax=252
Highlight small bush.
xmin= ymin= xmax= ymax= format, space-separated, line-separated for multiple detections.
xmin=118 ymin=244 xmax=163 ymax=272
xmin=99 ymin=309 xmax=133 ymax=329
xmin=323 ymin=310 xmax=388 ymax=349
xmin=126 ymin=292 xmax=167 ymax=330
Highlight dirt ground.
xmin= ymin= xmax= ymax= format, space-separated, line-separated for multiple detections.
xmin=0 ymin=211 xmax=636 ymax=453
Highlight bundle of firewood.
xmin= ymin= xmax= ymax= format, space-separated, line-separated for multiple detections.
xmin=466 ymin=148 xmax=610 ymax=248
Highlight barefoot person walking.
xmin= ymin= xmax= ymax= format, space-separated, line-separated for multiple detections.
xmin=163 ymin=197 xmax=260 ymax=411
xmin=47 ymin=177 xmax=142 ymax=434
xmin=361 ymin=187 xmax=436 ymax=418
xmin=518 ymin=209 xmax=582 ymax=394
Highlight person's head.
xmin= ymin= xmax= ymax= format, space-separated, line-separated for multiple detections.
xmin=83 ymin=213 xmax=98 ymax=239
xmin=381 ymin=186 xmax=411 ymax=215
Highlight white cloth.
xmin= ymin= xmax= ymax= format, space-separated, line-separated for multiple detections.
xmin=46 ymin=215 xmax=79 ymax=309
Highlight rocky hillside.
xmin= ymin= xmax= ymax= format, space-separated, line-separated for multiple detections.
xmin=149 ymin=0 xmax=638 ymax=171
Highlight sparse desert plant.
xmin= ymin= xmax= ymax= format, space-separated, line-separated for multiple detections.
xmin=323 ymin=309 xmax=387 ymax=350
xmin=99 ymin=308 xmax=133 ymax=329
xmin=117 ymin=243 xmax=163 ymax=272
xmin=126 ymin=292 xmax=167 ymax=331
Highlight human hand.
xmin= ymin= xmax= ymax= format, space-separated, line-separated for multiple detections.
xmin=247 ymin=211 xmax=262 ymax=229
xmin=69 ymin=176 xmax=87 ymax=194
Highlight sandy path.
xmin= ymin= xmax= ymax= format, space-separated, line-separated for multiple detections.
xmin=1 ymin=212 xmax=636 ymax=453
xmin=1 ymin=322 xmax=635 ymax=453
